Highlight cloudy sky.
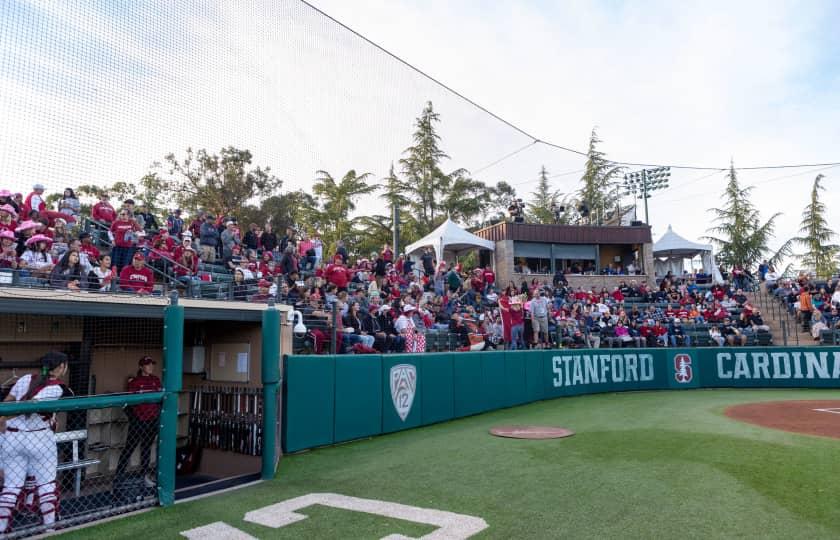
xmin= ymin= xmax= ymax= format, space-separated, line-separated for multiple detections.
xmin=2 ymin=0 xmax=839 ymax=261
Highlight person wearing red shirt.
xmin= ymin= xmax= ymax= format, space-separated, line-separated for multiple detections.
xmin=109 ymin=210 xmax=140 ymax=271
xmin=92 ymin=193 xmax=117 ymax=225
xmin=611 ymin=287 xmax=624 ymax=303
xmin=482 ymin=265 xmax=495 ymax=292
xmin=152 ymin=228 xmax=175 ymax=252
xmin=78 ymin=232 xmax=101 ymax=262
xmin=22 ymin=183 xmax=46 ymax=218
xmin=119 ymin=252 xmax=154 ymax=294
xmin=381 ymin=243 xmax=394 ymax=263
xmin=115 ymin=356 xmax=161 ymax=485
xmin=326 ymin=256 xmax=350 ymax=291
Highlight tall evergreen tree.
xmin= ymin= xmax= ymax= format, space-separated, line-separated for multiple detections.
xmin=793 ymin=174 xmax=839 ymax=276
xmin=527 ymin=166 xmax=560 ymax=224
xmin=704 ymin=161 xmax=791 ymax=270
xmin=399 ymin=101 xmax=450 ymax=232
xmin=577 ymin=129 xmax=623 ymax=225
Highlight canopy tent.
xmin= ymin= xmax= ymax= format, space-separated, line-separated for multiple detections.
xmin=404 ymin=218 xmax=494 ymax=263
xmin=653 ymin=225 xmax=723 ymax=283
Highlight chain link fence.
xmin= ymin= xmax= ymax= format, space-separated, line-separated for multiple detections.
xmin=0 ymin=312 xmax=166 ymax=537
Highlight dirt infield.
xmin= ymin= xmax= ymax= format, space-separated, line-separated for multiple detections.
xmin=725 ymin=400 xmax=840 ymax=439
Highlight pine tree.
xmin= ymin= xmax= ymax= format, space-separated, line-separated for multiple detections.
xmin=794 ymin=174 xmax=839 ymax=277
xmin=527 ymin=166 xmax=560 ymax=224
xmin=577 ymin=129 xmax=623 ymax=225
xmin=399 ymin=101 xmax=450 ymax=231
xmin=704 ymin=161 xmax=791 ymax=270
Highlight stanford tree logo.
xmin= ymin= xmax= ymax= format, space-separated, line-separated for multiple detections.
xmin=674 ymin=354 xmax=693 ymax=383
xmin=390 ymin=364 xmax=417 ymax=421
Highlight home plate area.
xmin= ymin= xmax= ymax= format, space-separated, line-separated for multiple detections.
xmin=180 ymin=493 xmax=488 ymax=540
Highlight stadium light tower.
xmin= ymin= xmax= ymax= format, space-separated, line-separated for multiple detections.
xmin=622 ymin=167 xmax=671 ymax=225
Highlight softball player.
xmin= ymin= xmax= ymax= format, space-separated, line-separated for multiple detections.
xmin=0 ymin=351 xmax=69 ymax=533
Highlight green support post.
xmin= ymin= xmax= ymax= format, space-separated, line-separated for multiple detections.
xmin=261 ymin=301 xmax=281 ymax=480
xmin=158 ymin=294 xmax=184 ymax=506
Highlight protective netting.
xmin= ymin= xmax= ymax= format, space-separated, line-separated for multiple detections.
xmin=0 ymin=314 xmax=163 ymax=537
xmin=0 ymin=0 xmax=583 ymax=215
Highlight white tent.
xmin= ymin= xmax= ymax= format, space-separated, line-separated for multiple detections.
xmin=653 ymin=225 xmax=723 ymax=283
xmin=404 ymin=218 xmax=494 ymax=263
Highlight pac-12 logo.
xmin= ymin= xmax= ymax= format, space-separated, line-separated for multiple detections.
xmin=674 ymin=354 xmax=693 ymax=383
xmin=390 ymin=364 xmax=417 ymax=421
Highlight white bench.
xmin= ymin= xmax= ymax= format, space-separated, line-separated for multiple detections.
xmin=55 ymin=430 xmax=100 ymax=496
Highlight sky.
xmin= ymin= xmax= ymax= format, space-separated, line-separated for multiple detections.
xmin=1 ymin=0 xmax=839 ymax=263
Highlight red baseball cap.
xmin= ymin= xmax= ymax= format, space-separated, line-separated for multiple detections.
xmin=138 ymin=356 xmax=156 ymax=366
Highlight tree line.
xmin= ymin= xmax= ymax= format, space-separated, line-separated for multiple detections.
xmin=61 ymin=101 xmax=835 ymax=275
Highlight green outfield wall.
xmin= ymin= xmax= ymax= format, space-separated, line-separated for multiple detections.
xmin=282 ymin=347 xmax=840 ymax=452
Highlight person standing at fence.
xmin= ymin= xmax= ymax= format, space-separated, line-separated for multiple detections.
xmin=0 ymin=351 xmax=69 ymax=533
xmin=115 ymin=357 xmax=161 ymax=488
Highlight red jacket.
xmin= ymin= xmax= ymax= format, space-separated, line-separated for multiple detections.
xmin=119 ymin=265 xmax=154 ymax=293
xmin=80 ymin=243 xmax=100 ymax=262
xmin=23 ymin=191 xmax=45 ymax=217
xmin=326 ymin=264 xmax=350 ymax=288
xmin=92 ymin=201 xmax=116 ymax=224
xmin=127 ymin=374 xmax=162 ymax=421
xmin=110 ymin=219 xmax=138 ymax=248
xmin=482 ymin=269 xmax=495 ymax=285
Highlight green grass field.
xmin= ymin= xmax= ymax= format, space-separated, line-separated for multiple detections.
xmin=63 ymin=389 xmax=840 ymax=539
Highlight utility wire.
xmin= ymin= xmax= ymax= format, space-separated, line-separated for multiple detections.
xmin=472 ymin=141 xmax=538 ymax=174
xmin=303 ymin=0 xmax=840 ymax=172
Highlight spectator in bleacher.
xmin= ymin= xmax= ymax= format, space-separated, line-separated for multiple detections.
xmin=0 ymin=230 xmax=19 ymax=270
xmin=798 ymin=287 xmax=814 ymax=329
xmin=66 ymin=238 xmax=92 ymax=275
xmin=508 ymin=298 xmax=525 ymax=350
xmin=12 ymin=192 xmax=23 ymax=214
xmin=89 ymin=254 xmax=115 ymax=291
xmin=230 ymin=269 xmax=249 ymax=301
xmin=250 ymin=279 xmax=273 ymax=303
xmin=187 ymin=210 xmax=204 ymax=240
xmin=174 ymin=246 xmax=200 ymax=295
xmin=119 ymin=252 xmax=154 ymax=294
xmin=810 ymin=310 xmax=829 ymax=341
xmin=260 ymin=223 xmax=278 ymax=253
xmin=325 ymin=255 xmax=350 ymax=292
xmin=221 ymin=220 xmax=240 ymax=258
xmin=243 ymin=223 xmax=260 ymax=251
xmin=668 ymin=318 xmax=690 ymax=347
xmin=721 ymin=318 xmax=747 ymax=346
xmin=311 ymin=232 xmax=323 ymax=266
xmin=14 ymin=220 xmax=38 ymax=256
xmin=78 ymin=232 xmax=100 ymax=262
xmin=110 ymin=209 xmax=141 ymax=271
xmin=298 ymin=233 xmax=315 ymax=271
xmin=278 ymin=226 xmax=293 ymax=253
xmin=136 ymin=202 xmax=159 ymax=235
xmin=22 ymin=183 xmax=46 ymax=218
xmin=333 ymin=239 xmax=347 ymax=263
xmin=0 ymin=189 xmax=14 ymax=212
xmin=49 ymin=249 xmax=88 ymax=290
xmin=709 ymin=325 xmax=724 ymax=346
xmin=343 ymin=301 xmax=376 ymax=349
xmin=199 ymin=214 xmax=220 ymax=263
xmin=0 ymin=204 xmax=17 ymax=233
xmin=166 ymin=209 xmax=184 ymax=237
xmin=20 ymin=234 xmax=55 ymax=279
xmin=57 ymin=188 xmax=80 ymax=223
xmin=758 ymin=260 xmax=769 ymax=281
xmin=92 ymin=192 xmax=116 ymax=225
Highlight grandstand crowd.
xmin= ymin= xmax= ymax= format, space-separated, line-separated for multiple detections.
xmin=4 ymin=183 xmax=839 ymax=353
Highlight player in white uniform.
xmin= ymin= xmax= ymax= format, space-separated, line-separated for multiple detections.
xmin=0 ymin=352 xmax=68 ymax=533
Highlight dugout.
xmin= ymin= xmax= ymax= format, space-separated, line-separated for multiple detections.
xmin=0 ymin=289 xmax=290 ymax=513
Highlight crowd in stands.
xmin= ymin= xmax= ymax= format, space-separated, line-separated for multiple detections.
xmin=762 ymin=262 xmax=840 ymax=341
xmin=0 ymin=183 xmax=779 ymax=354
